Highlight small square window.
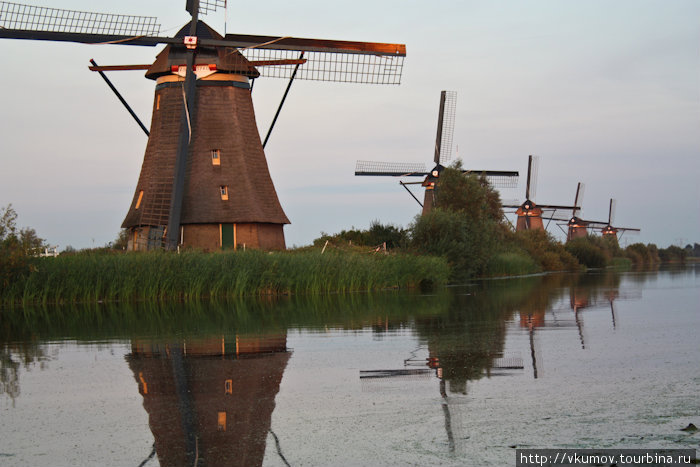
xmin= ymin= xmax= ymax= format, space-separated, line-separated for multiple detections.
xmin=211 ymin=149 xmax=221 ymax=166
xmin=220 ymin=185 xmax=229 ymax=201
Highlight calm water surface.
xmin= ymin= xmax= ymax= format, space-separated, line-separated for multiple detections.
xmin=1 ymin=266 xmax=698 ymax=466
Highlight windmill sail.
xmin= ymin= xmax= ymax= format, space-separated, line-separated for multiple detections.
xmin=0 ymin=2 xmax=161 ymax=37
xmin=434 ymin=91 xmax=457 ymax=164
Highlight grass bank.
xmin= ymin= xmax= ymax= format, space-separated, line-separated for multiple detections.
xmin=1 ymin=249 xmax=449 ymax=306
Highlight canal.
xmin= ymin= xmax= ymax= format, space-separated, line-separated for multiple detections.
xmin=1 ymin=265 xmax=698 ymax=466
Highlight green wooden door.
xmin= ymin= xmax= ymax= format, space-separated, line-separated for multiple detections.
xmin=221 ymin=223 xmax=234 ymax=249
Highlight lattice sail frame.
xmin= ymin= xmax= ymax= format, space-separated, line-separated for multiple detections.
xmin=0 ymin=1 xmax=160 ymax=36
xmin=237 ymin=48 xmax=404 ymax=84
xmin=438 ymin=91 xmax=457 ymax=164
xmin=478 ymin=173 xmax=518 ymax=189
xmin=355 ymin=160 xmax=427 ymax=176
xmin=197 ymin=0 xmax=226 ymax=15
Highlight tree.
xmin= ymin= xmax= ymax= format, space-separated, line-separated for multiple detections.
xmin=0 ymin=204 xmax=47 ymax=287
xmin=1 ymin=204 xmax=28 ymax=287
xmin=410 ymin=163 xmax=509 ymax=281
xmin=0 ymin=204 xmax=18 ymax=242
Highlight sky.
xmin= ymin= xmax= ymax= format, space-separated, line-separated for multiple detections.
xmin=1 ymin=0 xmax=698 ymax=249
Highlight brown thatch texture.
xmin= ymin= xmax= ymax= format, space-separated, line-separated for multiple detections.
xmin=122 ymin=78 xmax=289 ymax=229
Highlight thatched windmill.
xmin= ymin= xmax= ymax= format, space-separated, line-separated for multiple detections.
xmin=565 ymin=182 xmax=591 ymax=241
xmin=596 ymin=199 xmax=640 ymax=240
xmin=355 ymin=91 xmax=518 ymax=215
xmin=0 ymin=1 xmax=406 ymax=251
xmin=502 ymin=155 xmax=580 ymax=232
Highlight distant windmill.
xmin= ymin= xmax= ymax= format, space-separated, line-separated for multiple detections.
xmin=0 ymin=1 xmax=406 ymax=251
xmin=566 ymin=183 xmax=589 ymax=241
xmin=595 ymin=199 xmax=640 ymax=240
xmin=503 ymin=155 xmax=580 ymax=231
xmin=355 ymin=91 xmax=518 ymax=215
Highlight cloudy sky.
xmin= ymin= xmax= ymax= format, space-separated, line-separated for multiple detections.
xmin=1 ymin=0 xmax=698 ymax=249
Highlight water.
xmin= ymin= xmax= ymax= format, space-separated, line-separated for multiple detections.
xmin=1 ymin=266 xmax=698 ymax=466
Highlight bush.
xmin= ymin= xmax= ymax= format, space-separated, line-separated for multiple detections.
xmin=565 ymin=237 xmax=608 ymax=269
xmin=511 ymin=229 xmax=579 ymax=272
xmin=658 ymin=245 xmax=687 ymax=263
xmin=410 ymin=208 xmax=498 ymax=282
xmin=625 ymin=243 xmax=660 ymax=266
xmin=314 ymin=220 xmax=408 ymax=250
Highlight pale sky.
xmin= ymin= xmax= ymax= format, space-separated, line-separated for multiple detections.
xmin=1 ymin=0 xmax=698 ymax=249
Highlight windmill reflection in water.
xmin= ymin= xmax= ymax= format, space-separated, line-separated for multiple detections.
xmin=127 ymin=333 xmax=290 ymax=467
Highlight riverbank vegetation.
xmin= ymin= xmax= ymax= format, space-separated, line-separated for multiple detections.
xmin=0 ymin=249 xmax=449 ymax=306
xmin=316 ymin=164 xmax=689 ymax=280
xmin=0 ymin=170 xmax=693 ymax=306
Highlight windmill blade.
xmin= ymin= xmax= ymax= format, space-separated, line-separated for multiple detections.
xmin=529 ymin=155 xmax=539 ymax=201
xmin=572 ymin=182 xmax=585 ymax=216
xmin=609 ymin=198 xmax=616 ymax=225
xmin=501 ymin=199 xmax=521 ymax=208
xmin=460 ymin=170 xmax=519 ymax=188
xmin=434 ymin=91 xmax=457 ymax=164
xmin=189 ymin=0 xmax=226 ymax=16
xmin=524 ymin=155 xmax=533 ymax=200
xmin=0 ymin=2 xmax=162 ymax=43
xmin=355 ymin=161 xmax=427 ymax=177
xmin=224 ymin=34 xmax=405 ymax=84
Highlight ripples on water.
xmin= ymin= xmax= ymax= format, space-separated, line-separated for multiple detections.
xmin=1 ymin=265 xmax=698 ymax=466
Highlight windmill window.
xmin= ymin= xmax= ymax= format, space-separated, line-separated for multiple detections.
xmin=225 ymin=379 xmax=233 ymax=394
xmin=211 ymin=149 xmax=221 ymax=165
xmin=156 ymin=94 xmax=161 ymax=110
xmin=135 ymin=190 xmax=144 ymax=209
xmin=217 ymin=412 xmax=227 ymax=431
xmin=220 ymin=186 xmax=229 ymax=201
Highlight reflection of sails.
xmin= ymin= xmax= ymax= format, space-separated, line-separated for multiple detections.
xmin=518 ymin=306 xmax=578 ymax=378
xmin=126 ymin=334 xmax=290 ymax=467
xmin=361 ymin=305 xmax=521 ymax=455
xmin=567 ymin=271 xmax=641 ymax=347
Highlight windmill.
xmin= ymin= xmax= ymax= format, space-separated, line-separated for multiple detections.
xmin=502 ymin=155 xmax=581 ymax=232
xmin=559 ymin=186 xmax=631 ymax=242
xmin=0 ymin=1 xmax=406 ymax=251
xmin=355 ymin=91 xmax=518 ymax=215
xmin=565 ymin=183 xmax=590 ymax=241
xmin=596 ymin=199 xmax=640 ymax=240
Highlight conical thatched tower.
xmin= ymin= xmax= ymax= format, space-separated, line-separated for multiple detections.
xmin=566 ymin=216 xmax=588 ymax=241
xmin=122 ymin=22 xmax=289 ymax=251
xmin=515 ymin=201 xmax=544 ymax=231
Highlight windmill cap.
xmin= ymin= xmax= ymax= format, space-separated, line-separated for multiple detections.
xmin=145 ymin=20 xmax=260 ymax=80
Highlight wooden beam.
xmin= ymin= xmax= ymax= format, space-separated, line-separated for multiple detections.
xmin=89 ymin=64 xmax=151 ymax=71
xmin=249 ymin=59 xmax=307 ymax=67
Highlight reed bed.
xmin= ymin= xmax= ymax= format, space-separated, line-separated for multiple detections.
xmin=1 ymin=249 xmax=449 ymax=306
xmin=483 ymin=251 xmax=540 ymax=277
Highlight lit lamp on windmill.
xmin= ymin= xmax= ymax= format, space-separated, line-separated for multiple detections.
xmin=0 ymin=0 xmax=406 ymax=251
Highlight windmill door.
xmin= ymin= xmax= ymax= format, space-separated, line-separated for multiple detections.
xmin=221 ymin=224 xmax=234 ymax=249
